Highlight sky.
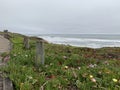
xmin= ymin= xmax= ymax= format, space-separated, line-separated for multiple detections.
xmin=0 ymin=0 xmax=120 ymax=34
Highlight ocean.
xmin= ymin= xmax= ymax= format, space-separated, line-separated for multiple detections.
xmin=34 ymin=34 xmax=120 ymax=48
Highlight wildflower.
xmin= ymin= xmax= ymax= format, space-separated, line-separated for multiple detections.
xmin=3 ymin=56 xmax=10 ymax=62
xmin=88 ymin=64 xmax=97 ymax=68
xmin=89 ymin=75 xmax=93 ymax=78
xmin=78 ymin=67 xmax=81 ymax=70
xmin=91 ymin=78 xmax=96 ymax=83
xmin=25 ymin=55 xmax=28 ymax=57
xmin=89 ymin=75 xmax=96 ymax=82
xmin=112 ymin=78 xmax=118 ymax=82
xmin=63 ymin=56 xmax=67 ymax=59
xmin=64 ymin=66 xmax=68 ymax=69
xmin=50 ymin=63 xmax=53 ymax=66
xmin=28 ymin=76 xmax=33 ymax=79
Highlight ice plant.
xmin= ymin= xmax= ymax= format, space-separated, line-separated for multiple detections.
xmin=89 ymin=75 xmax=96 ymax=83
xmin=89 ymin=75 xmax=93 ymax=78
xmin=64 ymin=66 xmax=68 ymax=69
xmin=3 ymin=56 xmax=10 ymax=62
xmin=91 ymin=78 xmax=96 ymax=83
xmin=112 ymin=78 xmax=118 ymax=82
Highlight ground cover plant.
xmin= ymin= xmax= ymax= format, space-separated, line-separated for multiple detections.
xmin=0 ymin=32 xmax=120 ymax=90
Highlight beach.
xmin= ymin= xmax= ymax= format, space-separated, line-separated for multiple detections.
xmin=36 ymin=34 xmax=120 ymax=48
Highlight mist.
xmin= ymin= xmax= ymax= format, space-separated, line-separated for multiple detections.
xmin=0 ymin=0 xmax=120 ymax=34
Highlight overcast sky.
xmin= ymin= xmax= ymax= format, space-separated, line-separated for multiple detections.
xmin=0 ymin=0 xmax=120 ymax=34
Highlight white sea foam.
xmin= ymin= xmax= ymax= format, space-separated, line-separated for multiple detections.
xmin=38 ymin=35 xmax=120 ymax=48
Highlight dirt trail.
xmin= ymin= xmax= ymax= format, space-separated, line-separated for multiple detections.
xmin=0 ymin=35 xmax=13 ymax=90
xmin=0 ymin=35 xmax=10 ymax=54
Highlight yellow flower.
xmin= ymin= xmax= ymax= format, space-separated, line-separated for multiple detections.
xmin=64 ymin=66 xmax=68 ymax=69
xmin=89 ymin=75 xmax=93 ymax=78
xmin=89 ymin=75 xmax=96 ymax=83
xmin=112 ymin=78 xmax=118 ymax=82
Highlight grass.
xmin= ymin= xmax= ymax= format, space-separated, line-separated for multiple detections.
xmin=0 ymin=32 xmax=120 ymax=90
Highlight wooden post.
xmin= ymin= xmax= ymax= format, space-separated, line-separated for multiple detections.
xmin=23 ymin=36 xmax=29 ymax=49
xmin=36 ymin=40 xmax=45 ymax=67
xmin=3 ymin=30 xmax=9 ymax=39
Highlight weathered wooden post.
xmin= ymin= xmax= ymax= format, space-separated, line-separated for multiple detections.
xmin=23 ymin=36 xmax=30 ymax=49
xmin=4 ymin=30 xmax=9 ymax=39
xmin=35 ymin=40 xmax=45 ymax=67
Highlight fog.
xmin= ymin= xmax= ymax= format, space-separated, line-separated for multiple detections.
xmin=0 ymin=0 xmax=120 ymax=34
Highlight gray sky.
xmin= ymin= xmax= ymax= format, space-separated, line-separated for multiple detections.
xmin=0 ymin=0 xmax=120 ymax=34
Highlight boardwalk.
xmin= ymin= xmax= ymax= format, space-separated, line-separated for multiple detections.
xmin=0 ymin=35 xmax=13 ymax=90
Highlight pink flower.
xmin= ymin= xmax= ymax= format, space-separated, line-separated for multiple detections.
xmin=3 ymin=56 xmax=10 ymax=62
xmin=91 ymin=78 xmax=96 ymax=83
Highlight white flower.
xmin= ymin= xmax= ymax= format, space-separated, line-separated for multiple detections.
xmin=25 ymin=55 xmax=28 ymax=57
xmin=63 ymin=56 xmax=67 ymax=59
xmin=89 ymin=64 xmax=97 ymax=68
xmin=28 ymin=76 xmax=33 ymax=79
xmin=78 ymin=67 xmax=81 ymax=70
xmin=50 ymin=63 xmax=53 ymax=66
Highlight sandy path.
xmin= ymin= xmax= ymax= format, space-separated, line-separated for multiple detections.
xmin=0 ymin=35 xmax=13 ymax=90
xmin=0 ymin=35 xmax=10 ymax=54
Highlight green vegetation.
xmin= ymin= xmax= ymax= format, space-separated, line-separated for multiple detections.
xmin=0 ymin=33 xmax=120 ymax=90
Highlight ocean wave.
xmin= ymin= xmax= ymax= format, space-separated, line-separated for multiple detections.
xmin=38 ymin=36 xmax=120 ymax=48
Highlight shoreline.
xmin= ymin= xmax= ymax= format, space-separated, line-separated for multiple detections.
xmin=37 ymin=34 xmax=120 ymax=49
xmin=1 ymin=31 xmax=120 ymax=49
